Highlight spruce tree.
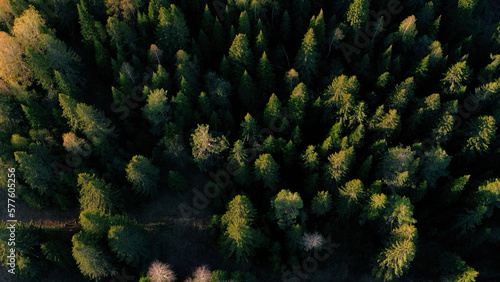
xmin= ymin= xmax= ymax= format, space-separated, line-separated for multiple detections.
xmin=287 ymin=82 xmax=309 ymax=125
xmin=294 ymin=28 xmax=319 ymax=85
xmin=256 ymin=52 xmax=275 ymax=94
xmin=126 ymin=155 xmax=160 ymax=197
xmin=254 ymin=153 xmax=280 ymax=190
xmin=272 ymin=189 xmax=304 ymax=229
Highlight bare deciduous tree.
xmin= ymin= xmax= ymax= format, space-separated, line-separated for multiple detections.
xmin=147 ymin=260 xmax=176 ymax=282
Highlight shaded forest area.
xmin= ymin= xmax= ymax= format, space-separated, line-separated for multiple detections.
xmin=1 ymin=0 xmax=500 ymax=281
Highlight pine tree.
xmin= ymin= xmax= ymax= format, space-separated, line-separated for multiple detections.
xmin=432 ymin=114 xmax=454 ymax=144
xmin=238 ymin=70 xmax=257 ymax=110
xmin=337 ymin=179 xmax=364 ymax=219
xmin=77 ymin=1 xmax=107 ymax=46
xmin=257 ymin=52 xmax=275 ymax=95
xmin=325 ymin=146 xmax=355 ymax=185
xmin=107 ymin=223 xmax=149 ymax=266
xmin=373 ymin=238 xmax=416 ymax=281
xmin=263 ymin=93 xmax=282 ymax=127
xmin=14 ymin=144 xmax=58 ymax=196
xmin=462 ymin=116 xmax=497 ymax=159
xmin=388 ymin=77 xmax=415 ymax=113
xmin=323 ymin=75 xmax=359 ymax=119
xmin=287 ymin=82 xmax=309 ymax=125
xmin=201 ymin=4 xmax=213 ymax=33
xmin=254 ymin=153 xmax=280 ymax=190
xmin=439 ymin=253 xmax=479 ymax=282
xmin=219 ymin=195 xmax=260 ymax=263
xmin=255 ymin=30 xmax=268 ymax=56
xmin=238 ymin=11 xmax=250 ymax=35
xmin=77 ymin=173 xmax=120 ymax=214
xmin=272 ymin=189 xmax=304 ymax=229
xmin=142 ymin=88 xmax=170 ymax=135
xmin=368 ymin=105 xmax=401 ymax=139
xmin=419 ymin=146 xmax=451 ymax=188
xmin=220 ymin=218 xmax=260 ymax=263
xmin=309 ymin=9 xmax=326 ymax=49
xmin=397 ymin=15 xmax=418 ymax=48
xmin=301 ymin=145 xmax=319 ymax=171
xmin=240 ymin=113 xmax=258 ymax=142
xmin=190 ymin=124 xmax=229 ymax=171
xmin=72 ymin=231 xmax=115 ymax=280
xmin=151 ymin=64 xmax=169 ymax=90
xmin=379 ymin=146 xmax=418 ymax=191
xmin=311 ymin=191 xmax=332 ymax=216
xmin=294 ymin=28 xmax=319 ymax=85
xmin=229 ymin=33 xmax=253 ymax=75
xmin=126 ymin=155 xmax=160 ymax=197
xmin=362 ymin=193 xmax=388 ymax=221
xmin=442 ymin=60 xmax=471 ymax=97
xmin=346 ymin=0 xmax=369 ymax=30
xmin=156 ymin=5 xmax=189 ymax=57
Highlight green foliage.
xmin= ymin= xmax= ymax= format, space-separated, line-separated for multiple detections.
xmin=79 ymin=210 xmax=110 ymax=237
xmin=288 ymin=83 xmax=309 ymax=125
xmin=219 ymin=195 xmax=260 ymax=263
xmin=263 ymin=93 xmax=283 ymax=127
xmin=311 ymin=191 xmax=332 ymax=216
xmin=373 ymin=237 xmax=416 ymax=281
xmin=272 ymin=189 xmax=303 ymax=229
xmin=368 ymin=105 xmax=401 ymax=139
xmin=254 ymin=153 xmax=280 ymax=190
xmin=337 ymin=179 xmax=364 ymax=219
xmin=72 ymin=231 xmax=114 ymax=280
xmin=346 ymin=0 xmax=369 ymax=30
xmin=442 ymin=61 xmax=472 ymax=96
xmin=191 ymin=124 xmax=229 ymax=171
xmin=419 ymin=146 xmax=451 ymax=187
xmin=294 ymin=28 xmax=319 ymax=84
xmin=14 ymin=144 xmax=58 ymax=196
xmin=440 ymin=253 xmax=479 ymax=282
xmin=301 ymin=145 xmax=319 ymax=171
xmin=77 ymin=173 xmax=120 ymax=214
xmin=229 ymin=33 xmax=252 ymax=74
xmin=257 ymin=52 xmax=275 ymax=94
xmin=126 ymin=155 xmax=160 ymax=197
xmin=108 ymin=223 xmax=149 ymax=266
xmin=325 ymin=146 xmax=355 ymax=185
xmin=142 ymin=88 xmax=171 ymax=135
xmin=379 ymin=146 xmax=418 ymax=190
xmin=462 ymin=116 xmax=497 ymax=158
xmin=156 ymin=5 xmax=189 ymax=56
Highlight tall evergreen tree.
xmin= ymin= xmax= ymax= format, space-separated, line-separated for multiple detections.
xmin=272 ymin=189 xmax=304 ymax=229
xmin=254 ymin=153 xmax=280 ymax=190
xmin=190 ymin=124 xmax=229 ymax=171
xmin=125 ymin=155 xmax=160 ymax=197
xmin=142 ymin=88 xmax=170 ymax=135
xmin=256 ymin=52 xmax=275 ymax=95
xmin=156 ymin=5 xmax=189 ymax=57
xmin=346 ymin=0 xmax=369 ymax=30
xmin=287 ymin=82 xmax=309 ymax=125
xmin=294 ymin=28 xmax=319 ymax=85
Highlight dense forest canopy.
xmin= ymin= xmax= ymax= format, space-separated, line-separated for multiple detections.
xmin=0 ymin=0 xmax=499 ymax=281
